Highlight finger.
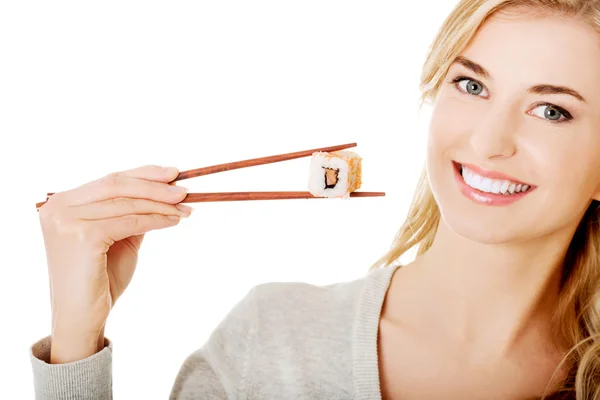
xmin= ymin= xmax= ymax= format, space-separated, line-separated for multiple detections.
xmin=129 ymin=233 xmax=144 ymax=249
xmin=72 ymin=197 xmax=193 ymax=220
xmin=115 ymin=164 xmax=180 ymax=183
xmin=59 ymin=173 xmax=189 ymax=207
xmin=50 ymin=165 xmax=182 ymax=206
xmin=95 ymin=213 xmax=182 ymax=243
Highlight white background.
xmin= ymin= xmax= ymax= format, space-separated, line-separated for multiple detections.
xmin=1 ymin=1 xmax=457 ymax=398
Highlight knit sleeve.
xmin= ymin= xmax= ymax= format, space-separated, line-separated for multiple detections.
xmin=30 ymin=335 xmax=113 ymax=400
xmin=29 ymin=286 xmax=258 ymax=400
xmin=169 ymin=285 xmax=259 ymax=399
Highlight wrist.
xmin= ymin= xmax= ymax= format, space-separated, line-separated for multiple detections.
xmin=50 ymin=327 xmax=103 ymax=364
xmin=96 ymin=324 xmax=106 ymax=352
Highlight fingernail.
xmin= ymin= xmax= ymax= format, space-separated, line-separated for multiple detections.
xmin=168 ymin=215 xmax=180 ymax=220
xmin=176 ymin=204 xmax=193 ymax=214
xmin=168 ymin=185 xmax=188 ymax=193
xmin=163 ymin=166 xmax=179 ymax=174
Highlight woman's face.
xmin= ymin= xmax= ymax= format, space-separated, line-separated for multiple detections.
xmin=427 ymin=10 xmax=600 ymax=244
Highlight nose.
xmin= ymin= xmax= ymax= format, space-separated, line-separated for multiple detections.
xmin=469 ymin=103 xmax=518 ymax=160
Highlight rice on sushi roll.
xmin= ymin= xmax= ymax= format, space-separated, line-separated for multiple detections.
xmin=308 ymin=150 xmax=362 ymax=198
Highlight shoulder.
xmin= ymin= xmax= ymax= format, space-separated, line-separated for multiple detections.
xmin=201 ymin=272 xmax=372 ymax=348
xmin=252 ymin=264 xmax=398 ymax=305
xmin=203 ymin=274 xmax=370 ymax=339
xmin=208 ymin=264 xmax=399 ymax=333
xmin=247 ymin=264 xmax=398 ymax=332
xmin=251 ymin=272 xmax=369 ymax=321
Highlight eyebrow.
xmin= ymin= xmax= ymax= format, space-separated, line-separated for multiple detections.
xmin=452 ymin=56 xmax=587 ymax=103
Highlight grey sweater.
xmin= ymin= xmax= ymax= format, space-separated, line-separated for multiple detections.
xmin=30 ymin=264 xmax=400 ymax=399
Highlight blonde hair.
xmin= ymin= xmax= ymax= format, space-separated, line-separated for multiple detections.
xmin=369 ymin=1 xmax=600 ymax=398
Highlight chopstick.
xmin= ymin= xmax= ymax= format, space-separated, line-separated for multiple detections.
xmin=173 ymin=142 xmax=357 ymax=181
xmin=35 ymin=191 xmax=385 ymax=209
xmin=179 ymin=191 xmax=385 ymax=203
xmin=35 ymin=142 xmax=385 ymax=210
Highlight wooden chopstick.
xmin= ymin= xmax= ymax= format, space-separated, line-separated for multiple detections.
xmin=35 ymin=191 xmax=385 ymax=210
xmin=173 ymin=142 xmax=357 ymax=181
xmin=179 ymin=191 xmax=385 ymax=203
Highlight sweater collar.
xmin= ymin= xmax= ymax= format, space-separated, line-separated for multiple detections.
xmin=352 ymin=264 xmax=401 ymax=399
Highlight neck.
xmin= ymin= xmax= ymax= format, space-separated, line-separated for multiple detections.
xmin=387 ymin=219 xmax=577 ymax=358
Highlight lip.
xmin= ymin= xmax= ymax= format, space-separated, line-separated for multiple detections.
xmin=457 ymin=161 xmax=532 ymax=186
xmin=452 ymin=161 xmax=535 ymax=206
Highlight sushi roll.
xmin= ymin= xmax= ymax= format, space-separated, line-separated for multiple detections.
xmin=308 ymin=150 xmax=362 ymax=198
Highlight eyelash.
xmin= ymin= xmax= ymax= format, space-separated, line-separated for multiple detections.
xmin=449 ymin=75 xmax=574 ymax=124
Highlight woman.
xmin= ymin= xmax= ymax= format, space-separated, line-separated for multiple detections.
xmin=30 ymin=0 xmax=600 ymax=398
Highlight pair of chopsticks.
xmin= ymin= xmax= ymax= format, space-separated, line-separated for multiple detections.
xmin=35 ymin=142 xmax=385 ymax=210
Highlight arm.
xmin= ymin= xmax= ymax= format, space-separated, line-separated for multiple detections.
xmin=30 ymin=334 xmax=113 ymax=400
xmin=29 ymin=286 xmax=258 ymax=400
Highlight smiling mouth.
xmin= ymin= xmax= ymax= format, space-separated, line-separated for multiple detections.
xmin=452 ymin=161 xmax=534 ymax=196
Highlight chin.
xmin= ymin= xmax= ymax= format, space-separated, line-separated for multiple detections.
xmin=438 ymin=207 xmax=528 ymax=245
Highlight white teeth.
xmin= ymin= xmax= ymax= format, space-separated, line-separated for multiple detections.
xmin=500 ymin=180 xmax=510 ymax=195
xmin=491 ymin=180 xmax=502 ymax=194
xmin=481 ymin=178 xmax=493 ymax=192
xmin=460 ymin=165 xmax=531 ymax=195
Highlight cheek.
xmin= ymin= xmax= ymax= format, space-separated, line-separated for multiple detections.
xmin=520 ymin=132 xmax=600 ymax=222
xmin=425 ymin=96 xmax=469 ymax=200
xmin=523 ymin=131 xmax=600 ymax=190
xmin=427 ymin=94 xmax=473 ymax=158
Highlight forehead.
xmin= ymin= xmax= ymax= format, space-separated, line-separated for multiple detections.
xmin=456 ymin=10 xmax=600 ymax=102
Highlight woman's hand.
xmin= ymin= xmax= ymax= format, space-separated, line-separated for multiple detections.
xmin=38 ymin=165 xmax=193 ymax=363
